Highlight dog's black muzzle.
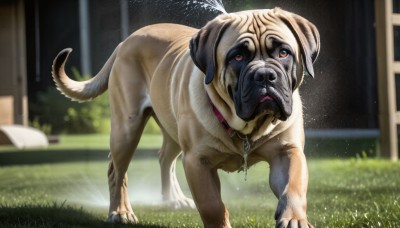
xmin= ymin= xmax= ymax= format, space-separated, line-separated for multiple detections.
xmin=233 ymin=62 xmax=293 ymax=122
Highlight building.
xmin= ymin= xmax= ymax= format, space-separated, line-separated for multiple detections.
xmin=0 ymin=0 xmax=27 ymax=126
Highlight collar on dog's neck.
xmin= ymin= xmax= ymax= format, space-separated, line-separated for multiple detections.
xmin=207 ymin=94 xmax=236 ymax=138
xmin=207 ymin=93 xmax=251 ymax=181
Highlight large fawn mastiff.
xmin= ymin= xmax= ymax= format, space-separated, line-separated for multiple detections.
xmin=52 ymin=7 xmax=319 ymax=227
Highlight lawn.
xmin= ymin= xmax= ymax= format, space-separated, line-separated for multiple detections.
xmin=0 ymin=135 xmax=399 ymax=227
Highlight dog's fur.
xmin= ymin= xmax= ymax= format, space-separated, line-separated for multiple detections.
xmin=52 ymin=8 xmax=319 ymax=228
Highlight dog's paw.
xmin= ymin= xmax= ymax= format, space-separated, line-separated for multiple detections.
xmin=274 ymin=195 xmax=313 ymax=228
xmin=275 ymin=218 xmax=314 ymax=228
xmin=166 ymin=197 xmax=196 ymax=209
xmin=108 ymin=211 xmax=138 ymax=224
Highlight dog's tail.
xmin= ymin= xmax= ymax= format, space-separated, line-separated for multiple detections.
xmin=52 ymin=46 xmax=118 ymax=102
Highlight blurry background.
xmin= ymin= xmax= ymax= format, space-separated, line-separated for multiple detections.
xmin=0 ymin=0 xmax=399 ymax=158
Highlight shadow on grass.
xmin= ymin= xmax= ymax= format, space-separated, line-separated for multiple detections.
xmin=0 ymin=137 xmax=380 ymax=166
xmin=0 ymin=149 xmax=158 ymax=166
xmin=0 ymin=202 xmax=163 ymax=228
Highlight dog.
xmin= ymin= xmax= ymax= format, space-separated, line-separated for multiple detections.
xmin=52 ymin=7 xmax=319 ymax=228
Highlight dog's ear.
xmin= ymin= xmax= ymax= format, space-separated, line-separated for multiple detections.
xmin=190 ymin=17 xmax=231 ymax=84
xmin=274 ymin=8 xmax=320 ymax=78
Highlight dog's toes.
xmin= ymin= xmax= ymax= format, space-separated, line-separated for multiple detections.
xmin=167 ymin=197 xmax=196 ymax=209
xmin=108 ymin=211 xmax=138 ymax=224
xmin=275 ymin=218 xmax=313 ymax=228
xmin=182 ymin=197 xmax=196 ymax=209
xmin=295 ymin=219 xmax=313 ymax=228
xmin=275 ymin=218 xmax=289 ymax=228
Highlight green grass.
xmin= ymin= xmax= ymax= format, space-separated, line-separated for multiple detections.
xmin=0 ymin=134 xmax=399 ymax=227
xmin=0 ymin=157 xmax=399 ymax=227
xmin=0 ymin=134 xmax=163 ymax=166
xmin=0 ymin=134 xmax=163 ymax=152
xmin=53 ymin=134 xmax=163 ymax=150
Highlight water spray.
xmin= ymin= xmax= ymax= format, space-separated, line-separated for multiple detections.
xmin=129 ymin=0 xmax=228 ymax=15
xmin=186 ymin=0 xmax=228 ymax=14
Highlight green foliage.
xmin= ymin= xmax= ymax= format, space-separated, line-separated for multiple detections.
xmin=30 ymin=68 xmax=110 ymax=134
xmin=29 ymin=86 xmax=161 ymax=135
xmin=30 ymin=67 xmax=163 ymax=135
xmin=30 ymin=116 xmax=52 ymax=135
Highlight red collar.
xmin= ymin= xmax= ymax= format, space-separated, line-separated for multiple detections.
xmin=207 ymin=95 xmax=236 ymax=138
xmin=207 ymin=93 xmax=253 ymax=181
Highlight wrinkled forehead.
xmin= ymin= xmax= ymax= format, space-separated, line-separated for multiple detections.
xmin=217 ymin=10 xmax=298 ymax=56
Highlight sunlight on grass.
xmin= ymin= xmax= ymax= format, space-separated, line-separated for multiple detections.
xmin=51 ymin=134 xmax=163 ymax=150
xmin=0 ymin=134 xmax=163 ymax=152
xmin=0 ymin=158 xmax=399 ymax=227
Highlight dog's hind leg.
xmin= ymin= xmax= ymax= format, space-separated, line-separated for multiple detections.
xmin=107 ymin=59 xmax=152 ymax=224
xmin=157 ymin=124 xmax=195 ymax=209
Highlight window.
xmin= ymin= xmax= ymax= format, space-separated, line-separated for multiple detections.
xmin=396 ymin=74 xmax=400 ymax=111
xmin=394 ymin=0 xmax=400 ymax=13
xmin=394 ymin=26 xmax=400 ymax=61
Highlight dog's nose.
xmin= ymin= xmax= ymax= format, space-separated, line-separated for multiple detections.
xmin=254 ymin=68 xmax=276 ymax=83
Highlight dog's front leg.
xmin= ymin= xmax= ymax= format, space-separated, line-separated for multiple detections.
xmin=269 ymin=147 xmax=313 ymax=228
xmin=183 ymin=152 xmax=231 ymax=228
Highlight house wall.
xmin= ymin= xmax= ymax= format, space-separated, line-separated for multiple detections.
xmin=0 ymin=0 xmax=27 ymax=125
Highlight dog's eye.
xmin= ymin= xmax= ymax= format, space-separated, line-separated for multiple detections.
xmin=278 ymin=49 xmax=290 ymax=58
xmin=234 ymin=54 xmax=244 ymax=62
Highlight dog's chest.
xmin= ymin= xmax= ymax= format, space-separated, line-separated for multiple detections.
xmin=207 ymin=138 xmax=266 ymax=172
xmin=214 ymin=151 xmax=264 ymax=173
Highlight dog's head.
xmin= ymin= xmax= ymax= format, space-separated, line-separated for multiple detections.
xmin=190 ymin=8 xmax=320 ymax=125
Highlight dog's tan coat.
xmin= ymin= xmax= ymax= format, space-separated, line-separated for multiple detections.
xmin=52 ymin=8 xmax=319 ymax=228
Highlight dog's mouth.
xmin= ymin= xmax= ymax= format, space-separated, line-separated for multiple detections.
xmin=234 ymin=89 xmax=282 ymax=122
xmin=233 ymin=78 xmax=292 ymax=122
xmin=255 ymin=93 xmax=282 ymax=119
xmin=259 ymin=95 xmax=274 ymax=104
